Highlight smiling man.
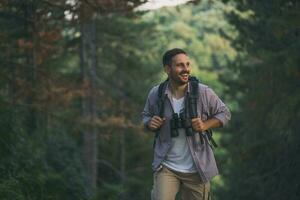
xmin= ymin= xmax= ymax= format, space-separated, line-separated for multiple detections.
xmin=142 ymin=48 xmax=231 ymax=200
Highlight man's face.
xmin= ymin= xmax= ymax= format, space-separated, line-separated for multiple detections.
xmin=164 ymin=53 xmax=191 ymax=85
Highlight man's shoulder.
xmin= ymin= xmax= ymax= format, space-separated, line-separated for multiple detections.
xmin=149 ymin=85 xmax=160 ymax=94
xmin=146 ymin=85 xmax=160 ymax=101
xmin=197 ymin=82 xmax=209 ymax=92
xmin=196 ymin=82 xmax=218 ymax=98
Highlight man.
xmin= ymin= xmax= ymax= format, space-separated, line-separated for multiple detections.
xmin=142 ymin=48 xmax=231 ymax=200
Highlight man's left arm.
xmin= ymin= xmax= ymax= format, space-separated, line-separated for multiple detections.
xmin=192 ymin=117 xmax=222 ymax=132
xmin=192 ymin=87 xmax=231 ymax=132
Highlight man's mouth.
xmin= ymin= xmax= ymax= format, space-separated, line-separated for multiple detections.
xmin=180 ymin=73 xmax=189 ymax=79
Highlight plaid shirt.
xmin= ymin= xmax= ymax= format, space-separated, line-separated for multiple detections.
xmin=142 ymin=82 xmax=231 ymax=183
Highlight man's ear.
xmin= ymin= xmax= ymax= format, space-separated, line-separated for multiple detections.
xmin=164 ymin=65 xmax=171 ymax=75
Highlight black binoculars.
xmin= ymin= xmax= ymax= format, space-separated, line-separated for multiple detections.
xmin=170 ymin=113 xmax=195 ymax=137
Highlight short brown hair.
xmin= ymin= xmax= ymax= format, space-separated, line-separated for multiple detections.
xmin=162 ymin=48 xmax=187 ymax=67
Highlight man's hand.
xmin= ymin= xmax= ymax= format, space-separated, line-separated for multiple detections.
xmin=192 ymin=117 xmax=222 ymax=132
xmin=148 ymin=116 xmax=165 ymax=131
xmin=191 ymin=118 xmax=207 ymax=132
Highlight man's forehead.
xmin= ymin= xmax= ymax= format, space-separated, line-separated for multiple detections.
xmin=172 ymin=54 xmax=189 ymax=62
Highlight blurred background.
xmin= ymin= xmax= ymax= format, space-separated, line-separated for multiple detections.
xmin=0 ymin=0 xmax=299 ymax=199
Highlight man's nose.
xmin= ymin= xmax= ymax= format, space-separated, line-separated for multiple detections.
xmin=182 ymin=64 xmax=189 ymax=71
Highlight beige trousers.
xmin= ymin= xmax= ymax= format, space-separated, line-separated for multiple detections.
xmin=151 ymin=166 xmax=211 ymax=200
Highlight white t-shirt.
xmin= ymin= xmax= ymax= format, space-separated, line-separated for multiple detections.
xmin=162 ymin=96 xmax=197 ymax=173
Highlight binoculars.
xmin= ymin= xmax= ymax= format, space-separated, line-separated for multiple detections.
xmin=170 ymin=113 xmax=195 ymax=137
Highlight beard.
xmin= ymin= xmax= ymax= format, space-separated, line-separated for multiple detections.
xmin=170 ymin=71 xmax=190 ymax=85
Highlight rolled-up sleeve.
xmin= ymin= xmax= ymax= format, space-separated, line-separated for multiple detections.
xmin=205 ymin=87 xmax=231 ymax=126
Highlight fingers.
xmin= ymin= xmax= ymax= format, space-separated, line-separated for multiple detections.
xmin=149 ymin=116 xmax=165 ymax=130
xmin=192 ymin=117 xmax=202 ymax=123
xmin=149 ymin=116 xmax=207 ymax=132
xmin=150 ymin=121 xmax=161 ymax=128
xmin=152 ymin=116 xmax=165 ymax=123
xmin=191 ymin=118 xmax=198 ymax=123
xmin=192 ymin=118 xmax=201 ymax=127
xmin=149 ymin=123 xmax=160 ymax=130
xmin=191 ymin=118 xmax=204 ymax=132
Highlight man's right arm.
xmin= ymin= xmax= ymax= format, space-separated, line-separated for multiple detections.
xmin=148 ymin=116 xmax=165 ymax=131
xmin=141 ymin=87 xmax=154 ymax=131
xmin=141 ymin=87 xmax=165 ymax=131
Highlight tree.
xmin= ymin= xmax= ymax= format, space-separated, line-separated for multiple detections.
xmin=219 ymin=0 xmax=300 ymax=199
xmin=0 ymin=1 xmax=90 ymax=199
xmin=73 ymin=0 xmax=149 ymax=193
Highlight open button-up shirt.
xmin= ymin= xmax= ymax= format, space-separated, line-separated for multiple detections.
xmin=142 ymin=81 xmax=231 ymax=183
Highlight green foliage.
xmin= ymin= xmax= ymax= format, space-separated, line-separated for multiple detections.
xmin=218 ymin=0 xmax=300 ymax=199
xmin=140 ymin=0 xmax=238 ymax=95
xmin=93 ymin=2 xmax=238 ymax=199
xmin=0 ymin=0 xmax=242 ymax=199
xmin=0 ymin=1 xmax=89 ymax=199
xmin=0 ymin=102 xmax=89 ymax=200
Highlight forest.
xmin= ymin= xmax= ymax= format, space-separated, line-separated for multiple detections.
xmin=0 ymin=0 xmax=299 ymax=199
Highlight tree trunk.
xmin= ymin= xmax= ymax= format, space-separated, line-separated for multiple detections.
xmin=80 ymin=13 xmax=98 ymax=193
xmin=25 ymin=3 xmax=38 ymax=135
xmin=120 ymin=130 xmax=126 ymax=200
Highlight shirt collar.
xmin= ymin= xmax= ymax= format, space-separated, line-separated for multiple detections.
xmin=164 ymin=81 xmax=190 ymax=99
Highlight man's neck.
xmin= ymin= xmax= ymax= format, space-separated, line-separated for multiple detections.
xmin=169 ymin=80 xmax=188 ymax=99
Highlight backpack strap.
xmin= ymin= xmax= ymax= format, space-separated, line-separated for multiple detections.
xmin=157 ymin=79 xmax=168 ymax=118
xmin=188 ymin=76 xmax=199 ymax=118
xmin=153 ymin=76 xmax=218 ymax=148
xmin=188 ymin=76 xmax=218 ymax=148
xmin=153 ymin=79 xmax=168 ymax=148
xmin=207 ymin=129 xmax=218 ymax=148
xmin=188 ymin=77 xmax=204 ymax=143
